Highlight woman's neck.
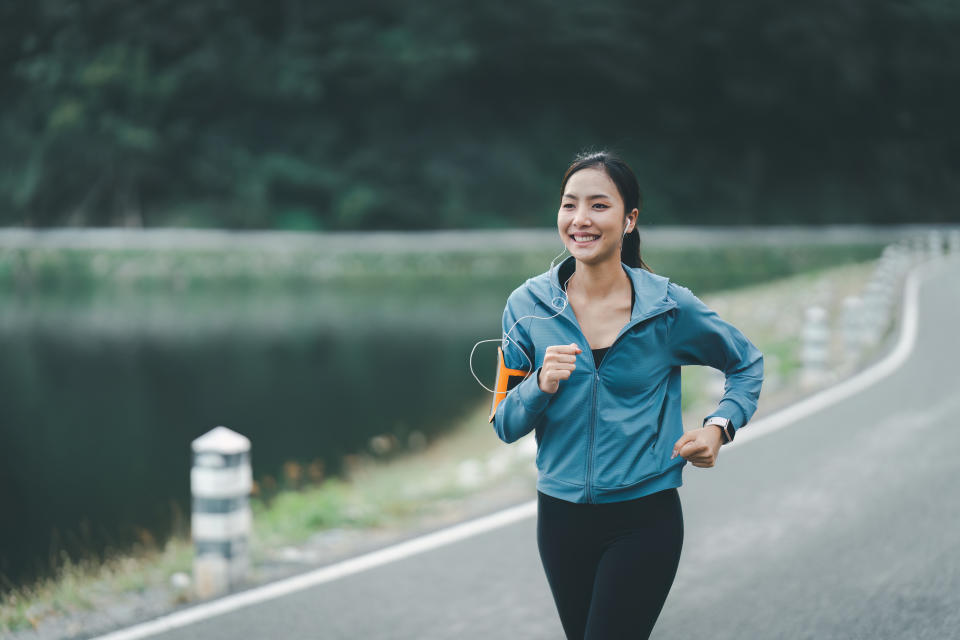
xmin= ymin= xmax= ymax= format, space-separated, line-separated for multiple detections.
xmin=568 ymin=257 xmax=629 ymax=301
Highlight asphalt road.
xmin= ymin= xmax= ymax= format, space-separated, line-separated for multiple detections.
xmin=113 ymin=257 xmax=960 ymax=640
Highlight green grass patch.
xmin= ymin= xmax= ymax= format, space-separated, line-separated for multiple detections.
xmin=0 ymin=242 xmax=884 ymax=297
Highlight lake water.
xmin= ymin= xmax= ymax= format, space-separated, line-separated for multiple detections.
xmin=0 ymin=230 xmax=891 ymax=591
xmin=0 ymin=281 xmax=510 ymax=590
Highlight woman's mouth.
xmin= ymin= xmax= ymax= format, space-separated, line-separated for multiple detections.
xmin=570 ymin=233 xmax=600 ymax=245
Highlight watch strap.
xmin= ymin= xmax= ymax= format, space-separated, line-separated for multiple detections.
xmin=703 ymin=415 xmax=735 ymax=444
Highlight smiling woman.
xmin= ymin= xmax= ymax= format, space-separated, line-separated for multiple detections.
xmin=559 ymin=152 xmax=653 ymax=274
xmin=490 ymin=150 xmax=764 ymax=639
xmin=556 ymin=158 xmax=647 ymax=357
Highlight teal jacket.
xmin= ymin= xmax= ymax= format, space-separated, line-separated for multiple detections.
xmin=492 ymin=256 xmax=764 ymax=503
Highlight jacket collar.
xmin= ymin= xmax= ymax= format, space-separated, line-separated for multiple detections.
xmin=535 ymin=255 xmax=677 ymax=328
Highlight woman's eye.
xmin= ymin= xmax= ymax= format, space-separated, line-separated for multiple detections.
xmin=593 ymin=203 xmax=609 ymax=209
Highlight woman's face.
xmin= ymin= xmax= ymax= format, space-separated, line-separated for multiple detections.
xmin=558 ymin=166 xmax=637 ymax=266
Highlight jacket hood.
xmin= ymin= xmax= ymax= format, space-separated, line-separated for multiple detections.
xmin=526 ymin=255 xmax=677 ymax=327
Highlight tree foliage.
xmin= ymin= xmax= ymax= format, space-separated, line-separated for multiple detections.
xmin=2 ymin=0 xmax=958 ymax=228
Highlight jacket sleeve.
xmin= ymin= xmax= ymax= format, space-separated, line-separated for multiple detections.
xmin=491 ymin=295 xmax=553 ymax=444
xmin=667 ymin=283 xmax=764 ymax=435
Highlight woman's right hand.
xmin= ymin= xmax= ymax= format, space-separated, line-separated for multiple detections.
xmin=538 ymin=343 xmax=583 ymax=394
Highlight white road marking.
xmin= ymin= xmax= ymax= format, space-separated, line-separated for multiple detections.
xmin=91 ymin=258 xmax=950 ymax=640
xmin=728 ymin=258 xmax=946 ymax=449
xmin=91 ymin=501 xmax=537 ymax=640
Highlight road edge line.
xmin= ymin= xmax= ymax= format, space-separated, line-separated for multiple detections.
xmin=727 ymin=258 xmax=940 ymax=449
xmin=91 ymin=258 xmax=947 ymax=640
xmin=90 ymin=501 xmax=537 ymax=640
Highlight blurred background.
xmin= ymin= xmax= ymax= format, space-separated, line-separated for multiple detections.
xmin=2 ymin=0 xmax=958 ymax=229
xmin=1 ymin=0 xmax=959 ymax=631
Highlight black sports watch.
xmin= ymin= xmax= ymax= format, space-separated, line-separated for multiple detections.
xmin=702 ymin=416 xmax=735 ymax=444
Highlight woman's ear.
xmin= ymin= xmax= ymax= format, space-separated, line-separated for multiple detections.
xmin=626 ymin=208 xmax=639 ymax=232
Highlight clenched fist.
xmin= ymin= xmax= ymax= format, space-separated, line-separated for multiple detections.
xmin=538 ymin=343 xmax=582 ymax=394
xmin=671 ymin=426 xmax=724 ymax=468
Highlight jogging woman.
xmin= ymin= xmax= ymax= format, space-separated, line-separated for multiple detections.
xmin=489 ymin=150 xmax=764 ymax=639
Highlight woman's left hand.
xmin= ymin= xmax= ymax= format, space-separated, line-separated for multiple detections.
xmin=671 ymin=426 xmax=723 ymax=467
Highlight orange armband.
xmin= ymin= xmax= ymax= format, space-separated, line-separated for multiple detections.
xmin=488 ymin=346 xmax=531 ymax=423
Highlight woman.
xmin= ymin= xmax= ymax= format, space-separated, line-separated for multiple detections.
xmin=490 ymin=150 xmax=764 ymax=639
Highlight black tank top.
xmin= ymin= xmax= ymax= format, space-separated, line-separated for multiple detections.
xmin=591 ymin=346 xmax=610 ymax=367
xmin=560 ymin=261 xmax=636 ymax=369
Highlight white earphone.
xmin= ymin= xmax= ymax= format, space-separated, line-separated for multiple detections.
xmin=469 ymin=217 xmax=637 ymax=393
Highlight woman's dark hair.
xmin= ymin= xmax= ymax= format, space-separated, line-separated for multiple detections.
xmin=559 ymin=150 xmax=653 ymax=272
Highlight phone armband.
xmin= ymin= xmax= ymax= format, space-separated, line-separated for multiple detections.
xmin=488 ymin=345 xmax=531 ymax=423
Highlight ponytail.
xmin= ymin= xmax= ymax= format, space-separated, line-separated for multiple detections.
xmin=621 ymin=227 xmax=653 ymax=272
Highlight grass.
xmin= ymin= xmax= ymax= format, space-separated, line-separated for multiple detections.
xmin=0 ymin=242 xmax=883 ymax=296
xmin=0 ymin=255 xmax=890 ymax=636
xmin=1 ymin=541 xmax=195 ymax=634
xmin=678 ymin=257 xmax=888 ymax=417
xmin=0 ymin=399 xmax=526 ymax=635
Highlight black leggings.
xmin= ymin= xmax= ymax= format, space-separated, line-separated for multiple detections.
xmin=536 ymin=488 xmax=684 ymax=640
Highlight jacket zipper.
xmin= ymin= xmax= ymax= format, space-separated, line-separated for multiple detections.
xmin=585 ymin=323 xmax=626 ymax=504
xmin=581 ymin=302 xmax=678 ymax=504
xmin=550 ymin=286 xmax=677 ymax=504
xmin=586 ymin=369 xmax=599 ymax=503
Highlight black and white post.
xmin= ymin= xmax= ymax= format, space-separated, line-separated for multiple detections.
xmin=191 ymin=426 xmax=252 ymax=599
xmin=801 ymin=305 xmax=830 ymax=389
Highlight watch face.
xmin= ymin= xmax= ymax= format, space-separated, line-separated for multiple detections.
xmin=704 ymin=417 xmax=733 ymax=443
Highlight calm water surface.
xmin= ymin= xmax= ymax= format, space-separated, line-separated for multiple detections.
xmin=0 ymin=282 xmax=507 ymax=589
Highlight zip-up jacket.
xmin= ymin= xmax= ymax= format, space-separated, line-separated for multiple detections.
xmin=492 ymin=256 xmax=764 ymax=504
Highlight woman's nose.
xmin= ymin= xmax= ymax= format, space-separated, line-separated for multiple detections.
xmin=572 ymin=205 xmax=590 ymax=226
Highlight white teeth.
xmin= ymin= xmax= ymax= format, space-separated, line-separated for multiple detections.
xmin=573 ymin=234 xmax=599 ymax=242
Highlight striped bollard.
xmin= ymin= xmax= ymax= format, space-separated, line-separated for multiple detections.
xmin=191 ymin=426 xmax=253 ymax=599
xmin=927 ymin=229 xmax=944 ymax=262
xmin=840 ymin=296 xmax=864 ymax=369
xmin=861 ymin=279 xmax=891 ymax=348
xmin=948 ymin=230 xmax=960 ymax=257
xmin=895 ymin=239 xmax=912 ymax=268
xmin=801 ymin=305 xmax=830 ymax=390
xmin=911 ymin=235 xmax=926 ymax=264
xmin=886 ymin=244 xmax=909 ymax=277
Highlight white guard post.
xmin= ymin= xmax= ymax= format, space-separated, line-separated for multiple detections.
xmin=191 ymin=426 xmax=252 ymax=599
xmin=948 ymin=229 xmax=960 ymax=257
xmin=801 ymin=305 xmax=829 ymax=390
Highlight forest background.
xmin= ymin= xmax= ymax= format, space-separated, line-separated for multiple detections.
xmin=2 ymin=0 xmax=958 ymax=231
